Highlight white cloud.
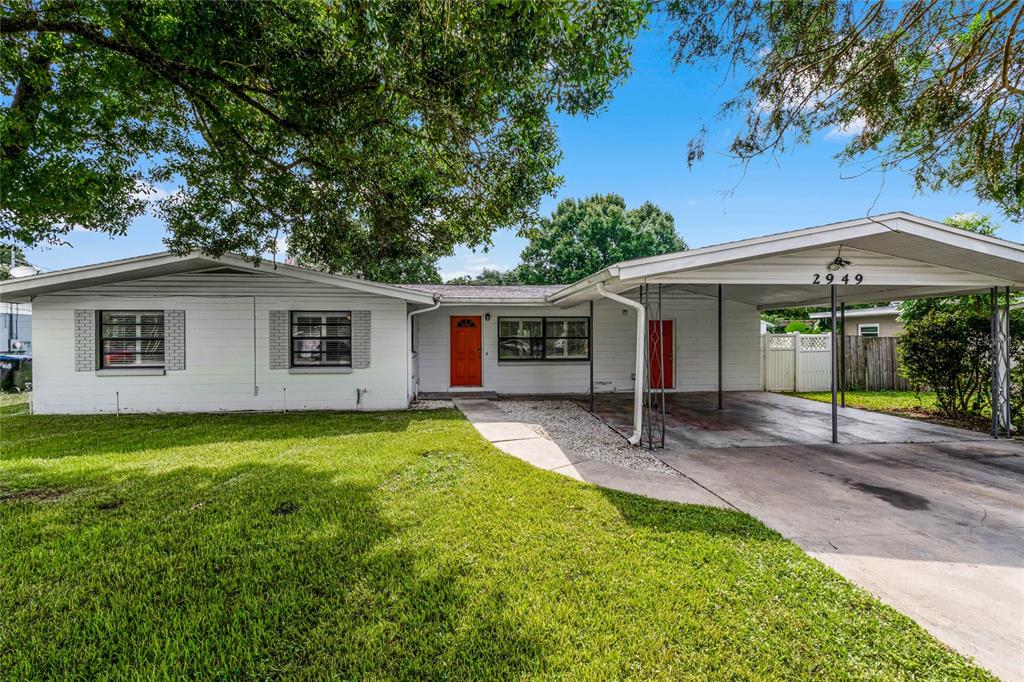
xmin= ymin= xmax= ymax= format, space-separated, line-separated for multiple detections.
xmin=131 ymin=183 xmax=179 ymax=202
xmin=826 ymin=116 xmax=866 ymax=139
xmin=438 ymin=252 xmax=508 ymax=281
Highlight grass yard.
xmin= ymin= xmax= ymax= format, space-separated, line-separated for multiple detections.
xmin=1 ymin=408 xmax=993 ymax=679
xmin=0 ymin=390 xmax=30 ymax=416
xmin=792 ymin=390 xmax=992 ymax=432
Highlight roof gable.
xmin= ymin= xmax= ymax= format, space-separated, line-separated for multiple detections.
xmin=0 ymin=252 xmax=436 ymax=304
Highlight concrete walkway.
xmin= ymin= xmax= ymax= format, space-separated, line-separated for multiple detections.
xmin=455 ymin=398 xmax=1024 ymax=681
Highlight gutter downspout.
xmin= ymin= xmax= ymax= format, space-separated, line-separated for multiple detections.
xmin=596 ymin=283 xmax=645 ymax=445
xmin=407 ymin=295 xmax=442 ymax=402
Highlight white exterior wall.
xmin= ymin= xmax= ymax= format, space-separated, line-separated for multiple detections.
xmin=30 ymin=271 xmax=410 ymax=414
xmin=414 ymin=287 xmax=761 ymax=395
xmin=415 ymin=302 xmax=597 ymax=395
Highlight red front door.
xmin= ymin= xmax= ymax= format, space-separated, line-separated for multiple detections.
xmin=648 ymin=320 xmax=674 ymax=389
xmin=450 ymin=316 xmax=482 ymax=386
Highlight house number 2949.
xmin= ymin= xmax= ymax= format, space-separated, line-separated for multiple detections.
xmin=812 ymin=273 xmax=863 ymax=284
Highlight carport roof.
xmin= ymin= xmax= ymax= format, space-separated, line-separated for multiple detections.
xmin=548 ymin=212 xmax=1024 ymax=309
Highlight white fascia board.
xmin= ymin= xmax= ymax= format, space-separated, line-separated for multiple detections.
xmin=615 ymin=222 xmax=890 ymax=281
xmin=545 ymin=266 xmax=619 ymax=305
xmin=890 ymin=215 xmax=1024 ymax=262
xmin=0 ymin=252 xmax=199 ymax=301
xmin=760 ymin=285 xmax=1022 ymax=311
xmin=616 ymin=214 xmax=1024 ymax=282
xmin=0 ymin=251 xmax=437 ymax=304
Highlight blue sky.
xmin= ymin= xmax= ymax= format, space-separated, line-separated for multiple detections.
xmin=24 ymin=24 xmax=1023 ymax=277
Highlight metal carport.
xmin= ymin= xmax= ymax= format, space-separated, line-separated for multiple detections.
xmin=547 ymin=212 xmax=1024 ymax=446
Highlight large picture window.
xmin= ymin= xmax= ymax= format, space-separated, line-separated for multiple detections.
xmin=291 ymin=311 xmax=352 ymax=366
xmin=498 ymin=316 xmax=589 ymax=361
xmin=100 ymin=311 xmax=165 ymax=368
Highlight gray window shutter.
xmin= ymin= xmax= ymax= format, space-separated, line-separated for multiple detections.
xmin=74 ymin=310 xmax=96 ymax=371
xmin=270 ymin=310 xmax=289 ymax=369
xmin=352 ymin=310 xmax=371 ymax=369
xmin=165 ymin=310 xmax=186 ymax=370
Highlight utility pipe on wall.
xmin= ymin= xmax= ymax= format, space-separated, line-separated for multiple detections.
xmin=596 ymin=283 xmax=645 ymax=445
xmin=407 ymin=295 xmax=442 ymax=402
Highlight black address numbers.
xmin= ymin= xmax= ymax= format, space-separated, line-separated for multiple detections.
xmin=812 ymin=273 xmax=863 ymax=284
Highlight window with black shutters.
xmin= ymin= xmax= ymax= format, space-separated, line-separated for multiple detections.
xmin=99 ymin=311 xmax=165 ymax=368
xmin=291 ymin=311 xmax=352 ymax=366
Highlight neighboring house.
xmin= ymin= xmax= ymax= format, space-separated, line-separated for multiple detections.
xmin=1 ymin=302 xmax=31 ymax=352
xmin=1 ymin=212 xmax=1021 ymax=440
xmin=809 ymin=304 xmax=903 ymax=337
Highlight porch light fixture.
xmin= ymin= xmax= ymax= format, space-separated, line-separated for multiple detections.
xmin=827 ymin=255 xmax=852 ymax=271
xmin=485 ymin=312 xmax=491 ymax=321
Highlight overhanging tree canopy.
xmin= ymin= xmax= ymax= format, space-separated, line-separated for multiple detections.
xmin=666 ymin=1 xmax=1024 ymax=220
xmin=1 ymin=0 xmax=648 ymax=268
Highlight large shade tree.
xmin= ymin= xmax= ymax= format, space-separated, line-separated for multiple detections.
xmin=1 ymin=0 xmax=648 ymax=271
xmin=666 ymin=1 xmax=1024 ymax=220
xmin=516 ymin=193 xmax=685 ymax=284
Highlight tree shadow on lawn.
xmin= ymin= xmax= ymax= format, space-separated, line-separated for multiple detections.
xmin=0 ymin=408 xmax=467 ymax=461
xmin=0 ymin=459 xmax=545 ymax=679
xmin=595 ymin=484 xmax=777 ymax=540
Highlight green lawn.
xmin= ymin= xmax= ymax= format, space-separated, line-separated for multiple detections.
xmin=1 ymin=408 xmax=992 ymax=679
xmin=792 ymin=389 xmax=993 ymax=432
xmin=794 ymin=390 xmax=939 ymax=414
xmin=0 ymin=390 xmax=30 ymax=416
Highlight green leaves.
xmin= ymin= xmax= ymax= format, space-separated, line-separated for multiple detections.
xmin=666 ymin=0 xmax=1024 ymax=220
xmin=1 ymin=0 xmax=649 ymax=264
xmin=516 ymin=193 xmax=685 ymax=285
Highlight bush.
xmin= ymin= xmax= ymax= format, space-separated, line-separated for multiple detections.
xmin=899 ymin=311 xmax=990 ymax=418
xmin=899 ymin=309 xmax=1023 ymax=421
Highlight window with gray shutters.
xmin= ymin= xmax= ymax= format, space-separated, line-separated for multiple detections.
xmin=99 ymin=311 xmax=165 ymax=368
xmin=291 ymin=311 xmax=352 ymax=366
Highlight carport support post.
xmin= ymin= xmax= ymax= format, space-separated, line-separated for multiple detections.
xmin=991 ymin=288 xmax=999 ymax=438
xmin=1006 ymin=287 xmax=1013 ymax=437
xmin=589 ymin=300 xmax=595 ymax=413
xmin=830 ymin=285 xmax=838 ymax=444
xmin=840 ymin=303 xmax=846 ymax=407
xmin=718 ymin=283 xmax=723 ymax=410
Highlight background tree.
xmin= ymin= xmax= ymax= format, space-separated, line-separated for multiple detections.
xmin=0 ymin=244 xmax=30 ymax=280
xmin=516 ymin=194 xmax=685 ymax=285
xmin=445 ymin=268 xmax=522 ymax=286
xmin=666 ymin=1 xmax=1024 ymax=220
xmin=2 ymin=0 xmax=648 ymax=272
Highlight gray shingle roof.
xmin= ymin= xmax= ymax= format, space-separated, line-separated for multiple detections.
xmin=399 ymin=284 xmax=566 ymax=300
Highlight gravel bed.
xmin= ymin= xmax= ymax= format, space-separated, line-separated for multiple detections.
xmin=495 ymin=400 xmax=680 ymax=476
xmin=410 ymin=399 xmax=455 ymax=410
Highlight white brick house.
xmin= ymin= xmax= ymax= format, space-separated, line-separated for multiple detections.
xmin=2 ymin=212 xmax=1021 ymax=439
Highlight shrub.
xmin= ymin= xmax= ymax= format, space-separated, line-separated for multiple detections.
xmin=899 ymin=309 xmax=1023 ymax=421
xmin=899 ymin=311 xmax=991 ymax=418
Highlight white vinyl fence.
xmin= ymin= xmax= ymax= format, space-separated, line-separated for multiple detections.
xmin=761 ymin=332 xmax=833 ymax=392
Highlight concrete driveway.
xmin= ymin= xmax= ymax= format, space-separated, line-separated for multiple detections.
xmin=659 ymin=439 xmax=1024 ymax=681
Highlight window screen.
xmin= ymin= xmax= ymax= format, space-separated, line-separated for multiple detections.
xmin=858 ymin=324 xmax=880 ymax=337
xmin=291 ymin=311 xmax=352 ymax=366
xmin=100 ymin=311 xmax=165 ymax=368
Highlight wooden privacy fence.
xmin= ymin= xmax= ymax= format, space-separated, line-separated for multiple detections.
xmin=842 ymin=335 xmax=911 ymax=391
xmin=761 ymin=333 xmax=910 ymax=392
